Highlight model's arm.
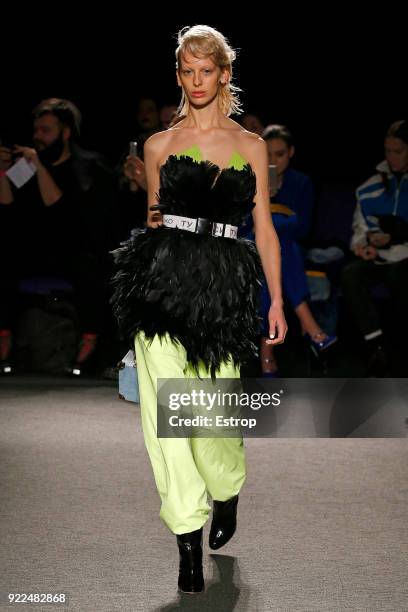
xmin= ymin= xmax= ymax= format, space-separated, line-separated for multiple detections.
xmin=248 ymin=137 xmax=287 ymax=344
xmin=144 ymin=134 xmax=164 ymax=228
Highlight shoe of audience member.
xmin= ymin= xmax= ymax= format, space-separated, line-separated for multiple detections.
xmin=303 ymin=331 xmax=338 ymax=357
xmin=261 ymin=356 xmax=280 ymax=378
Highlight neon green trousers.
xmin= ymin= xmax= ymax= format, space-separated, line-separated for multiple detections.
xmin=134 ymin=330 xmax=247 ymax=535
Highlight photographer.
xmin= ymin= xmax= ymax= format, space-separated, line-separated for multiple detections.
xmin=114 ymin=97 xmax=165 ymax=239
xmin=341 ymin=120 xmax=408 ymax=375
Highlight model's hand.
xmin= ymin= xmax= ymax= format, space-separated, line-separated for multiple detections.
xmin=266 ymin=302 xmax=287 ymax=345
xmin=13 ymin=145 xmax=42 ymax=169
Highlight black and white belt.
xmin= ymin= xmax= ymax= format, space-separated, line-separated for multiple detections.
xmin=162 ymin=214 xmax=238 ymax=239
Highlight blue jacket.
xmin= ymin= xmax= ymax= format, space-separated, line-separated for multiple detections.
xmin=274 ymin=168 xmax=314 ymax=240
xmin=351 ymin=160 xmax=408 ymax=262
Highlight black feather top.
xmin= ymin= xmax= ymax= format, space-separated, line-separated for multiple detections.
xmin=110 ymin=154 xmax=264 ymax=380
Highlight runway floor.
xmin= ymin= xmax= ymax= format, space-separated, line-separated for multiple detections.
xmin=1 ymin=375 xmax=407 ymax=611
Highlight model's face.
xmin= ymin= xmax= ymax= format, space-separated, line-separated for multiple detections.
xmin=33 ymin=114 xmax=65 ymax=150
xmin=177 ymin=51 xmax=228 ymax=108
xmin=385 ymin=136 xmax=408 ymax=173
xmin=266 ymin=138 xmax=294 ymax=176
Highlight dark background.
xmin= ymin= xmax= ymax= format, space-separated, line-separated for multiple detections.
xmin=1 ymin=13 xmax=406 ymax=183
xmin=1 ymin=12 xmax=406 ymax=376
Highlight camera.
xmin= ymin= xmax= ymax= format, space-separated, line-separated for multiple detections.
xmin=129 ymin=141 xmax=138 ymax=156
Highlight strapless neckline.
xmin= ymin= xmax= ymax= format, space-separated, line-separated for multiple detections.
xmin=161 ymin=144 xmax=252 ymax=173
xmin=111 ymin=141 xmax=262 ymax=379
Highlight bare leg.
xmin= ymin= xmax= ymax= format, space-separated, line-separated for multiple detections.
xmin=294 ymin=301 xmax=329 ymax=339
xmin=260 ymin=336 xmax=279 ymax=374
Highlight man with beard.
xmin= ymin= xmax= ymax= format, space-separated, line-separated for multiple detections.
xmin=0 ymin=98 xmax=119 ymax=375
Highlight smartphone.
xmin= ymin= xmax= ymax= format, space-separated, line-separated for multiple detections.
xmin=268 ymin=164 xmax=278 ymax=195
xmin=129 ymin=141 xmax=138 ymax=156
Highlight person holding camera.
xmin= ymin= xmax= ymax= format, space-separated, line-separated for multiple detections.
xmin=341 ymin=120 xmax=408 ymax=375
xmin=114 ymin=98 xmax=162 ymax=238
xmin=115 ymin=101 xmax=179 ymax=239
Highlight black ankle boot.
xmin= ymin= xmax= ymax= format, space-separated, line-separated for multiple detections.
xmin=209 ymin=494 xmax=239 ymax=550
xmin=176 ymin=527 xmax=204 ymax=593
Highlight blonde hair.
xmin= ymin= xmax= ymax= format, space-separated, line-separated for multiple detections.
xmin=175 ymin=25 xmax=243 ymax=119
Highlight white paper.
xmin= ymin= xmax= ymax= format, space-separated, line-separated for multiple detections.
xmin=6 ymin=158 xmax=37 ymax=188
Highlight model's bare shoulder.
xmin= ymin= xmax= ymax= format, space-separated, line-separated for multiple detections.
xmin=144 ymin=131 xmax=172 ymax=157
xmin=238 ymin=128 xmax=265 ymax=145
xmin=144 ymin=131 xmax=180 ymax=172
xmin=238 ymin=130 xmax=268 ymax=166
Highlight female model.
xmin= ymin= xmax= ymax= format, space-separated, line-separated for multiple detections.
xmin=112 ymin=24 xmax=287 ymax=594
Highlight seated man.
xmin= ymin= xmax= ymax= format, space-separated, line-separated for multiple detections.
xmin=0 ymin=97 xmax=120 ymax=374
xmin=341 ymin=119 xmax=408 ymax=375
